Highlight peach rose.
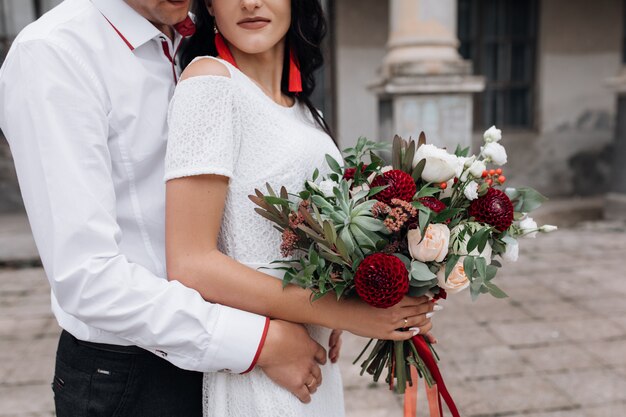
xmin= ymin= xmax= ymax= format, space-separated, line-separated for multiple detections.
xmin=407 ymin=224 xmax=450 ymax=262
xmin=437 ymin=258 xmax=470 ymax=294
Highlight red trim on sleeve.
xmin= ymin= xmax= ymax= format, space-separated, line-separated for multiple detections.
xmin=241 ymin=317 xmax=271 ymax=374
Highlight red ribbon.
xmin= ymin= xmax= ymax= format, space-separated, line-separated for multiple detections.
xmin=409 ymin=336 xmax=460 ymax=417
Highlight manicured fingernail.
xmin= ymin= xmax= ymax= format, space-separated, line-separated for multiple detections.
xmin=409 ymin=327 xmax=420 ymax=335
xmin=426 ymin=312 xmax=435 ymax=319
xmin=433 ymin=304 xmax=443 ymax=311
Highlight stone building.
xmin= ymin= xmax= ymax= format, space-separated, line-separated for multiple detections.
xmin=1 ymin=0 xmax=625 ymax=217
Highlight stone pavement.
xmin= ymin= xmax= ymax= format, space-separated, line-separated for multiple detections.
xmin=1 ymin=212 xmax=626 ymax=417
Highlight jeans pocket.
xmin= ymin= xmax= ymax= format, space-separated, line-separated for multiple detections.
xmin=87 ymin=358 xmax=134 ymax=417
xmin=52 ymin=358 xmax=90 ymax=417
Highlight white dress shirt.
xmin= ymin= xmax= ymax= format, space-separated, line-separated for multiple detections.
xmin=0 ymin=0 xmax=268 ymax=373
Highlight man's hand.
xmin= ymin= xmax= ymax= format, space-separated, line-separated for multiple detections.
xmin=328 ymin=329 xmax=343 ymax=363
xmin=257 ymin=320 xmax=326 ymax=403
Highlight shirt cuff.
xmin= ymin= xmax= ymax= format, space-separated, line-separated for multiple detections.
xmin=206 ymin=305 xmax=268 ymax=374
xmin=241 ymin=316 xmax=270 ymax=374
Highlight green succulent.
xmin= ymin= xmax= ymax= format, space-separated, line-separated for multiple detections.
xmin=310 ymin=180 xmax=387 ymax=259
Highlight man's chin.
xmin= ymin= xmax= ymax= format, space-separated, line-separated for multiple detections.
xmin=164 ymin=0 xmax=190 ymax=10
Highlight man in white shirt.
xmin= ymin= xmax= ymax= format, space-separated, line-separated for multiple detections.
xmin=0 ymin=0 xmax=327 ymax=414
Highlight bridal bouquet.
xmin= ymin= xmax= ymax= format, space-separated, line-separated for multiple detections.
xmin=250 ymin=126 xmax=555 ymax=416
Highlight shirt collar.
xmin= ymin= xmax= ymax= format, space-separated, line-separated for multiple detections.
xmin=91 ymin=0 xmax=164 ymax=50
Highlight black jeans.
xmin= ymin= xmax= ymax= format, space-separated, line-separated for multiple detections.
xmin=52 ymin=330 xmax=203 ymax=417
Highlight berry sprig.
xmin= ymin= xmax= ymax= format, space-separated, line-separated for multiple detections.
xmin=481 ymin=168 xmax=506 ymax=187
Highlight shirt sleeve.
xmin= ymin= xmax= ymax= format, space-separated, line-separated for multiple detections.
xmin=165 ymin=76 xmax=240 ymax=181
xmin=0 ymin=39 xmax=267 ymax=374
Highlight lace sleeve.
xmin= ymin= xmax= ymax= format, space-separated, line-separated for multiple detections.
xmin=165 ymin=76 xmax=240 ymax=181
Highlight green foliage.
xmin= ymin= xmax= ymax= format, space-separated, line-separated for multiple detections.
xmin=505 ymin=187 xmax=548 ymax=213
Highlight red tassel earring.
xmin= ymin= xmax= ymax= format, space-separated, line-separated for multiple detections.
xmin=214 ymin=22 xmax=302 ymax=94
xmin=214 ymin=29 xmax=238 ymax=68
xmin=288 ymin=48 xmax=303 ymax=93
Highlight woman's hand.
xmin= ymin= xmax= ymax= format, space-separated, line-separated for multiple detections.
xmin=328 ymin=329 xmax=343 ymax=363
xmin=337 ymin=295 xmax=440 ymax=341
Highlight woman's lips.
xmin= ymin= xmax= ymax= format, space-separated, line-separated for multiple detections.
xmin=237 ymin=19 xmax=270 ymax=30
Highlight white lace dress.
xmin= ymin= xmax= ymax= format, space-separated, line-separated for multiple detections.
xmin=164 ymin=56 xmax=345 ymax=417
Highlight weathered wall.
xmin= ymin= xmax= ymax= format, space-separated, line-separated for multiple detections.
xmin=502 ymin=0 xmax=622 ymax=197
xmin=333 ymin=0 xmax=389 ymax=149
xmin=0 ymin=0 xmax=63 ymax=212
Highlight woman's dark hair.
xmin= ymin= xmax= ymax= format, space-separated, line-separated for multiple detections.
xmin=181 ymin=0 xmax=334 ymax=140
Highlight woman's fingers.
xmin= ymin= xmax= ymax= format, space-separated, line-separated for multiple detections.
xmin=397 ymin=295 xmax=430 ymax=307
xmin=424 ymin=331 xmax=438 ymax=344
xmin=397 ymin=303 xmax=436 ymax=322
xmin=392 ymin=320 xmax=434 ymax=340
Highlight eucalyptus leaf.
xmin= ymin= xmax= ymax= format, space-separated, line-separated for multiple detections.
xmin=325 ymin=154 xmax=342 ymax=174
xmin=393 ymin=253 xmax=411 ymax=269
xmin=475 ymin=257 xmax=487 ymax=280
xmin=410 ymin=261 xmax=437 ymax=281
xmin=408 ymin=285 xmax=433 ymax=297
xmin=484 ymin=281 xmax=509 ymax=298
xmin=445 ymin=254 xmax=461 ymax=279
xmin=463 ymin=256 xmax=475 ymax=280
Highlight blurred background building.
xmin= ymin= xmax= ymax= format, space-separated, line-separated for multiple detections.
xmin=1 ymin=0 xmax=625 ymax=218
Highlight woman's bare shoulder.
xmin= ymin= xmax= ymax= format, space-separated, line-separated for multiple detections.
xmin=180 ymin=57 xmax=231 ymax=82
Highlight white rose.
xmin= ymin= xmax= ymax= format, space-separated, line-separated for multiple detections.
xmin=469 ymin=160 xmax=486 ymax=178
xmin=413 ymin=144 xmax=461 ymax=183
xmin=501 ymin=235 xmax=519 ymax=262
xmin=482 ymin=142 xmax=507 ymax=166
xmin=541 ymin=225 xmax=558 ymax=233
xmin=437 ymin=259 xmax=470 ymax=294
xmin=463 ymin=181 xmax=479 ymax=201
xmin=456 ymin=156 xmax=470 ymax=178
xmin=483 ymin=125 xmax=502 ymax=143
xmin=519 ymin=217 xmax=538 ymax=238
xmin=451 ymin=225 xmax=492 ymax=261
xmin=318 ymin=179 xmax=338 ymax=198
xmin=407 ymin=224 xmax=450 ymax=262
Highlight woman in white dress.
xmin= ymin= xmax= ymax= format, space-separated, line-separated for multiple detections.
xmin=164 ymin=0 xmax=438 ymax=416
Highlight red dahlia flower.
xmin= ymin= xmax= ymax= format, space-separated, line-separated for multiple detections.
xmin=418 ymin=197 xmax=446 ymax=213
xmin=371 ymin=170 xmax=417 ymax=205
xmin=468 ymin=187 xmax=514 ymax=231
xmin=354 ymin=253 xmax=409 ymax=308
xmin=343 ymin=164 xmax=368 ymax=181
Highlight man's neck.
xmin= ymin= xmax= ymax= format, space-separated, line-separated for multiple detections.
xmin=153 ymin=23 xmax=174 ymax=40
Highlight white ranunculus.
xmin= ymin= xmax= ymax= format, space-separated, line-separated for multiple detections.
xmin=318 ymin=179 xmax=338 ymax=198
xmin=469 ymin=160 xmax=487 ymax=178
xmin=541 ymin=225 xmax=558 ymax=233
xmin=519 ymin=217 xmax=538 ymax=238
xmin=413 ymin=144 xmax=461 ymax=183
xmin=464 ymin=181 xmax=479 ymax=201
xmin=483 ymin=125 xmax=502 ymax=143
xmin=501 ymin=235 xmax=519 ymax=262
xmin=482 ymin=142 xmax=507 ymax=166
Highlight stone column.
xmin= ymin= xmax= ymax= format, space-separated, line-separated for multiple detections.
xmin=370 ymin=0 xmax=484 ymax=151
xmin=606 ymin=69 xmax=626 ymax=221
